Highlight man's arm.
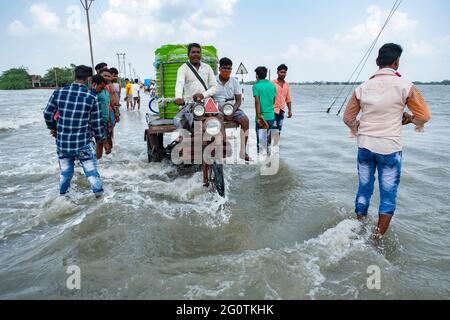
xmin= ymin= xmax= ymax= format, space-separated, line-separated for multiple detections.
xmin=255 ymin=96 xmax=261 ymax=118
xmin=343 ymin=92 xmax=361 ymax=134
xmin=234 ymin=94 xmax=242 ymax=112
xmin=203 ymin=66 xmax=218 ymax=99
xmin=90 ymin=98 xmax=106 ymax=144
xmin=406 ymin=86 xmax=431 ymax=129
xmin=286 ymin=85 xmax=293 ymax=118
xmin=175 ymin=65 xmax=186 ymax=100
xmin=43 ymin=91 xmax=58 ymax=130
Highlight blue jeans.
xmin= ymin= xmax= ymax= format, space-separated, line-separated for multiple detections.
xmin=274 ymin=110 xmax=285 ymax=132
xmin=58 ymin=143 xmax=103 ymax=196
xmin=355 ymin=148 xmax=402 ymax=216
xmin=256 ymin=120 xmax=275 ymax=154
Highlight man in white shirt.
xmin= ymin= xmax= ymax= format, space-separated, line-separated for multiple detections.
xmin=132 ymin=79 xmax=141 ymax=111
xmin=174 ymin=43 xmax=218 ymax=130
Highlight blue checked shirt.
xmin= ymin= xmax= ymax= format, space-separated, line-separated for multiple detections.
xmin=43 ymin=83 xmax=105 ymax=153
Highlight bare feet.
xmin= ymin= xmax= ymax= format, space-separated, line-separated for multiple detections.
xmin=373 ymin=214 xmax=393 ymax=239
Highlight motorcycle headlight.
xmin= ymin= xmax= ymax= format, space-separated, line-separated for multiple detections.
xmin=205 ymin=118 xmax=222 ymax=136
xmin=193 ymin=105 xmax=205 ymax=117
xmin=223 ymin=104 xmax=234 ymax=116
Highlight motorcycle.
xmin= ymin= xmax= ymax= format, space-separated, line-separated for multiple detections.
xmin=145 ymin=98 xmax=238 ymax=197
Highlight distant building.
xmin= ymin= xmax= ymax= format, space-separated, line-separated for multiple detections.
xmin=31 ymin=75 xmax=41 ymax=88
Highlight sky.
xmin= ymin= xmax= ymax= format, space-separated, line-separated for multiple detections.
xmin=1 ymin=0 xmax=449 ymax=82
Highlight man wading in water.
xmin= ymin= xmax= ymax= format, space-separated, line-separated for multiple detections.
xmin=344 ymin=43 xmax=431 ymax=239
xmin=44 ymin=65 xmax=106 ymax=198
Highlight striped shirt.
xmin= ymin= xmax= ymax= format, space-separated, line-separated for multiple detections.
xmin=43 ymin=83 xmax=105 ymax=153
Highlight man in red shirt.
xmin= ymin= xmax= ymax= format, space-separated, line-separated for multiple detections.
xmin=271 ymin=64 xmax=293 ymax=132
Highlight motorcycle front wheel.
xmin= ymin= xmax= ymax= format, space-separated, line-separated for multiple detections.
xmin=208 ymin=162 xmax=225 ymax=197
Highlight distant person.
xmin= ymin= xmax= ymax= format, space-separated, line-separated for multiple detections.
xmin=109 ymin=67 xmax=121 ymax=124
xmin=272 ymin=64 xmax=293 ymax=132
xmin=95 ymin=62 xmax=108 ymax=74
xmin=43 ymin=65 xmax=107 ymax=198
xmin=125 ymin=78 xmax=133 ymax=110
xmin=132 ymin=79 xmax=141 ymax=111
xmin=110 ymin=67 xmax=121 ymax=102
xmin=214 ymin=57 xmax=251 ymax=161
xmin=253 ymin=66 xmax=276 ymax=155
xmin=344 ymin=43 xmax=431 ymax=240
xmin=174 ymin=43 xmax=218 ymax=131
xmin=149 ymin=80 xmax=157 ymax=97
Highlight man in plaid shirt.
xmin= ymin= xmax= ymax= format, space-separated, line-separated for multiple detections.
xmin=43 ymin=65 xmax=108 ymax=197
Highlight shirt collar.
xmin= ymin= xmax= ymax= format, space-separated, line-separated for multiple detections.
xmin=370 ymin=68 xmax=402 ymax=79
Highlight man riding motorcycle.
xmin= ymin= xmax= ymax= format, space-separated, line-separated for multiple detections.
xmin=174 ymin=43 xmax=218 ymax=131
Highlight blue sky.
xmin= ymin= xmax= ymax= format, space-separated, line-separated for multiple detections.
xmin=1 ymin=0 xmax=449 ymax=81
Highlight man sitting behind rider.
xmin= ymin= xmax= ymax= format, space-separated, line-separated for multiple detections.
xmin=214 ymin=57 xmax=251 ymax=161
xmin=174 ymin=43 xmax=218 ymax=131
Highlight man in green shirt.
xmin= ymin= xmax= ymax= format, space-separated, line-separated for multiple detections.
xmin=253 ymin=66 xmax=276 ymax=154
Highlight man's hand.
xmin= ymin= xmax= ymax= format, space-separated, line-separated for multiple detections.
xmin=402 ymin=112 xmax=413 ymax=125
xmin=50 ymin=129 xmax=57 ymax=138
xmin=288 ymin=110 xmax=293 ymax=118
xmin=193 ymin=93 xmax=204 ymax=102
xmin=175 ymin=98 xmax=185 ymax=106
xmin=104 ymin=142 xmax=112 ymax=155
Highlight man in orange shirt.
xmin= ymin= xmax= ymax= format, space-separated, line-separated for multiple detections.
xmin=272 ymin=64 xmax=293 ymax=132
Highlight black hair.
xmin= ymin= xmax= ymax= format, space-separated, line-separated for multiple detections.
xmin=188 ymin=43 xmax=202 ymax=55
xmin=109 ymin=67 xmax=119 ymax=75
xmin=125 ymin=78 xmax=130 ymax=82
xmin=74 ymin=65 xmax=93 ymax=81
xmin=220 ymin=57 xmax=233 ymax=68
xmin=98 ymin=67 xmax=111 ymax=75
xmin=134 ymin=79 xmax=139 ymax=83
xmin=92 ymin=75 xmax=107 ymax=85
xmin=95 ymin=62 xmax=108 ymax=72
xmin=255 ymin=66 xmax=268 ymax=80
xmin=377 ymin=43 xmax=403 ymax=67
xmin=277 ymin=64 xmax=288 ymax=72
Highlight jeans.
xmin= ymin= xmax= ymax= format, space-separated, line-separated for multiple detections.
xmin=58 ymin=143 xmax=103 ymax=196
xmin=355 ymin=148 xmax=402 ymax=216
xmin=274 ymin=110 xmax=285 ymax=132
xmin=256 ymin=120 xmax=275 ymax=154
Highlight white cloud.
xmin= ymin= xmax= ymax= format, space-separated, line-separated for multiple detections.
xmin=7 ymin=3 xmax=60 ymax=36
xmin=8 ymin=20 xmax=29 ymax=37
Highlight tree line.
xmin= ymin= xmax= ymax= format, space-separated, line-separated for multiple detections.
xmin=0 ymin=65 xmax=77 ymax=90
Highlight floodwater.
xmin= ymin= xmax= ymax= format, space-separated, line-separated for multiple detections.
xmin=0 ymin=85 xmax=449 ymax=299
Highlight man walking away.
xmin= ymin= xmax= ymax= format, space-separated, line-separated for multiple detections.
xmin=125 ymin=78 xmax=132 ymax=110
xmin=344 ymin=43 xmax=431 ymax=240
xmin=253 ymin=66 xmax=276 ymax=155
xmin=272 ymin=64 xmax=293 ymax=133
xmin=132 ymin=79 xmax=141 ymax=111
xmin=43 ymin=65 xmax=107 ymax=198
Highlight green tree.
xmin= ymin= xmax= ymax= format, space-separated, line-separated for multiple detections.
xmin=42 ymin=64 xmax=76 ymax=87
xmin=0 ymin=67 xmax=31 ymax=90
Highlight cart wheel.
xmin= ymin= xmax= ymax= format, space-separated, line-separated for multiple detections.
xmin=147 ymin=133 xmax=164 ymax=163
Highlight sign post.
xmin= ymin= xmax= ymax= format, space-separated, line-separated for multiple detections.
xmin=236 ymin=62 xmax=248 ymax=101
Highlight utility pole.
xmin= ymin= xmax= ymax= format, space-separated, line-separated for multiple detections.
xmin=129 ymin=63 xmax=132 ymax=80
xmin=80 ymin=0 xmax=95 ymax=72
xmin=117 ymin=53 xmax=127 ymax=79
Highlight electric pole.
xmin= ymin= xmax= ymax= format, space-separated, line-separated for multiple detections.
xmin=129 ymin=63 xmax=132 ymax=80
xmin=80 ymin=0 xmax=95 ymax=72
xmin=117 ymin=53 xmax=127 ymax=79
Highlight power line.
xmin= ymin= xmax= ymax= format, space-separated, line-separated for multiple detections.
xmin=326 ymin=0 xmax=403 ymax=115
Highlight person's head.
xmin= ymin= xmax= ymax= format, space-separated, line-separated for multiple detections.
xmin=110 ymin=67 xmax=119 ymax=82
xmin=74 ymin=65 xmax=93 ymax=84
xmin=95 ymin=62 xmax=108 ymax=74
xmin=277 ymin=64 xmax=288 ymax=81
xmin=188 ymin=43 xmax=202 ymax=65
xmin=376 ymin=43 xmax=403 ymax=70
xmin=91 ymin=75 xmax=107 ymax=93
xmin=255 ymin=66 xmax=268 ymax=80
xmin=219 ymin=57 xmax=233 ymax=80
xmin=99 ymin=67 xmax=112 ymax=84
xmin=125 ymin=78 xmax=130 ymax=84
xmin=134 ymin=79 xmax=139 ymax=84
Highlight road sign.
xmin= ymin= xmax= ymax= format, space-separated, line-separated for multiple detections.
xmin=236 ymin=63 xmax=248 ymax=75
